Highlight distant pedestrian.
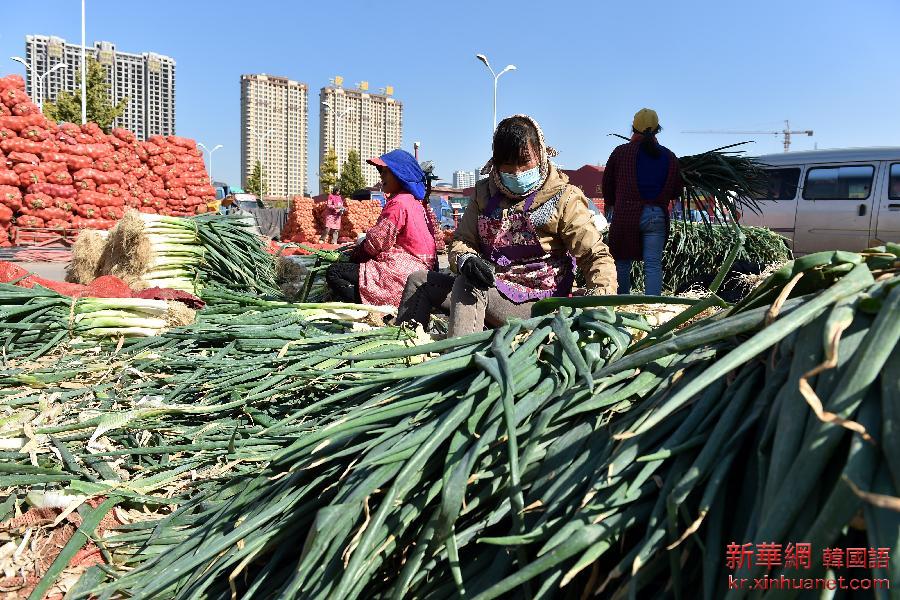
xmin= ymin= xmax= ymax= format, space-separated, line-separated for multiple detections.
xmin=320 ymin=188 xmax=344 ymax=244
xmin=602 ymin=108 xmax=682 ymax=296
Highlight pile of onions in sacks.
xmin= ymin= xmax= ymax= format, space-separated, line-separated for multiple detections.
xmin=0 ymin=74 xmax=215 ymax=246
xmin=282 ymin=197 xmax=382 ymax=244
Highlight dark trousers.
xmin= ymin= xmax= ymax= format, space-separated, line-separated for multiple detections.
xmin=326 ymin=262 xmax=361 ymax=303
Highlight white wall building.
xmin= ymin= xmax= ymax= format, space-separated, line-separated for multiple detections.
xmin=25 ymin=35 xmax=175 ymax=139
xmin=320 ymin=83 xmax=403 ymax=190
xmin=452 ymin=170 xmax=477 ymax=189
xmin=240 ymin=74 xmax=309 ymax=199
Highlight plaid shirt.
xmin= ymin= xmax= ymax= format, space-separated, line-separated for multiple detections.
xmin=602 ymin=140 xmax=681 ymax=261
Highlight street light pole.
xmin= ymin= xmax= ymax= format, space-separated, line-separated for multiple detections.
xmin=197 ymin=143 xmax=223 ymax=185
xmin=9 ymin=57 xmax=66 ymax=109
xmin=475 ymin=54 xmax=516 ymax=135
xmin=81 ymin=0 xmax=87 ymax=124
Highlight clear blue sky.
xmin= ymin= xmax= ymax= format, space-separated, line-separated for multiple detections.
xmin=4 ymin=0 xmax=899 ymax=190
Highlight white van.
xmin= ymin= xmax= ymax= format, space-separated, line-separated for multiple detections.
xmin=741 ymin=148 xmax=900 ymax=255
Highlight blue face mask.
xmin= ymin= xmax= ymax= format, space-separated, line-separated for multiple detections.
xmin=500 ymin=166 xmax=541 ymax=195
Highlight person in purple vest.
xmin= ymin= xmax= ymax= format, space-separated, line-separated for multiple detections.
xmin=397 ymin=115 xmax=616 ymax=337
xmin=602 ymin=108 xmax=683 ymax=296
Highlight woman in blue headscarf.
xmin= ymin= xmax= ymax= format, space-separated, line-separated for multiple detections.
xmin=325 ymin=149 xmax=441 ymax=307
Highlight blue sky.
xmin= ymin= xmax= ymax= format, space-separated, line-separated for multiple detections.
xmin=4 ymin=0 xmax=899 ymax=190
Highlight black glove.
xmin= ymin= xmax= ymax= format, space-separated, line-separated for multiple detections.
xmin=348 ymin=245 xmax=366 ymax=264
xmin=460 ymin=255 xmax=495 ymax=290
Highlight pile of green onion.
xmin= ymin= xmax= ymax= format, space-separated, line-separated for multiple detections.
xmin=2 ymin=236 xmax=899 ymax=598
xmin=607 ymin=221 xmax=792 ymax=295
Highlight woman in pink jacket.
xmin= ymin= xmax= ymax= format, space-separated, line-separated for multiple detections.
xmin=320 ymin=187 xmax=344 ymax=244
xmin=325 ymin=149 xmax=441 ymax=307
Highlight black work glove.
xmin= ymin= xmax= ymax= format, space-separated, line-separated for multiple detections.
xmin=460 ymin=255 xmax=495 ymax=290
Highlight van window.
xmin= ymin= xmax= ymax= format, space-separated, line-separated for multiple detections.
xmin=754 ymin=168 xmax=800 ymax=200
xmin=890 ymin=164 xmax=900 ymax=200
xmin=803 ymin=165 xmax=875 ymax=200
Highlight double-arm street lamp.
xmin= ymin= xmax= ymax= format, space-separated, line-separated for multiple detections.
xmin=475 ymin=53 xmax=517 ymax=135
xmin=197 ymin=143 xmax=223 ymax=185
xmin=9 ymin=57 xmax=67 ymax=109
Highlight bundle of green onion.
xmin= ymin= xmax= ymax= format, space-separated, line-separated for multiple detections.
xmin=139 ymin=213 xmax=204 ymax=292
xmin=275 ymin=244 xmax=352 ymax=302
xmin=194 ymin=214 xmax=279 ymax=295
xmin=199 ymin=287 xmax=395 ymax=328
xmin=95 ymin=211 xmax=278 ymax=297
xmin=72 ymin=297 xmax=193 ymax=338
xmin=677 ymin=141 xmax=769 ymax=223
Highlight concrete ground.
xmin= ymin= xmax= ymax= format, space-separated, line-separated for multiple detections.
xmin=14 ymin=262 xmax=67 ymax=281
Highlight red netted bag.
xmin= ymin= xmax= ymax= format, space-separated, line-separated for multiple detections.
xmin=30 ymin=183 xmax=76 ymax=198
xmin=47 ymin=170 xmax=73 ymax=185
xmin=45 ymin=218 xmax=71 ymax=231
xmin=64 ymin=154 xmax=93 ymax=170
xmin=34 ymin=207 xmax=68 ymax=222
xmin=17 ymin=215 xmax=45 ymax=228
xmin=21 ymin=126 xmax=49 ymax=141
xmin=100 ymin=206 xmax=123 ymax=220
xmin=0 ymin=185 xmax=22 ymax=210
xmin=53 ymin=197 xmax=75 ymax=212
xmin=0 ymin=170 xmax=18 ymax=186
xmin=19 ymin=170 xmax=45 ymax=187
xmin=75 ymin=204 xmax=100 ymax=218
xmin=25 ymin=193 xmax=52 ymax=210
xmin=7 ymin=151 xmax=39 ymax=165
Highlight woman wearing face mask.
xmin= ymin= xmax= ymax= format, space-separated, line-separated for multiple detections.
xmin=325 ymin=149 xmax=440 ymax=307
xmin=397 ymin=115 xmax=617 ymax=336
xmin=602 ymin=108 xmax=682 ymax=296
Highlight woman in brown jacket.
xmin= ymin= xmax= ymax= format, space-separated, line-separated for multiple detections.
xmin=397 ymin=115 xmax=616 ymax=337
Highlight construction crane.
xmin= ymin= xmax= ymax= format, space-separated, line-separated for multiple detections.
xmin=682 ymin=120 xmax=814 ymax=152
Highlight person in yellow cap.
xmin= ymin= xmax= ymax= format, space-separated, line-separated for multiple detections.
xmin=602 ymin=108 xmax=682 ymax=296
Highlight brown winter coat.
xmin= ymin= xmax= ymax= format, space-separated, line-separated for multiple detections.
xmin=450 ymin=164 xmax=617 ymax=294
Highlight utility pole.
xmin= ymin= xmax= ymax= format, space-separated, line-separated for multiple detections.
xmin=81 ymin=0 xmax=87 ymax=124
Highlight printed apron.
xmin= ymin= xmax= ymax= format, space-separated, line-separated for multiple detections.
xmin=477 ymin=192 xmax=575 ymax=304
